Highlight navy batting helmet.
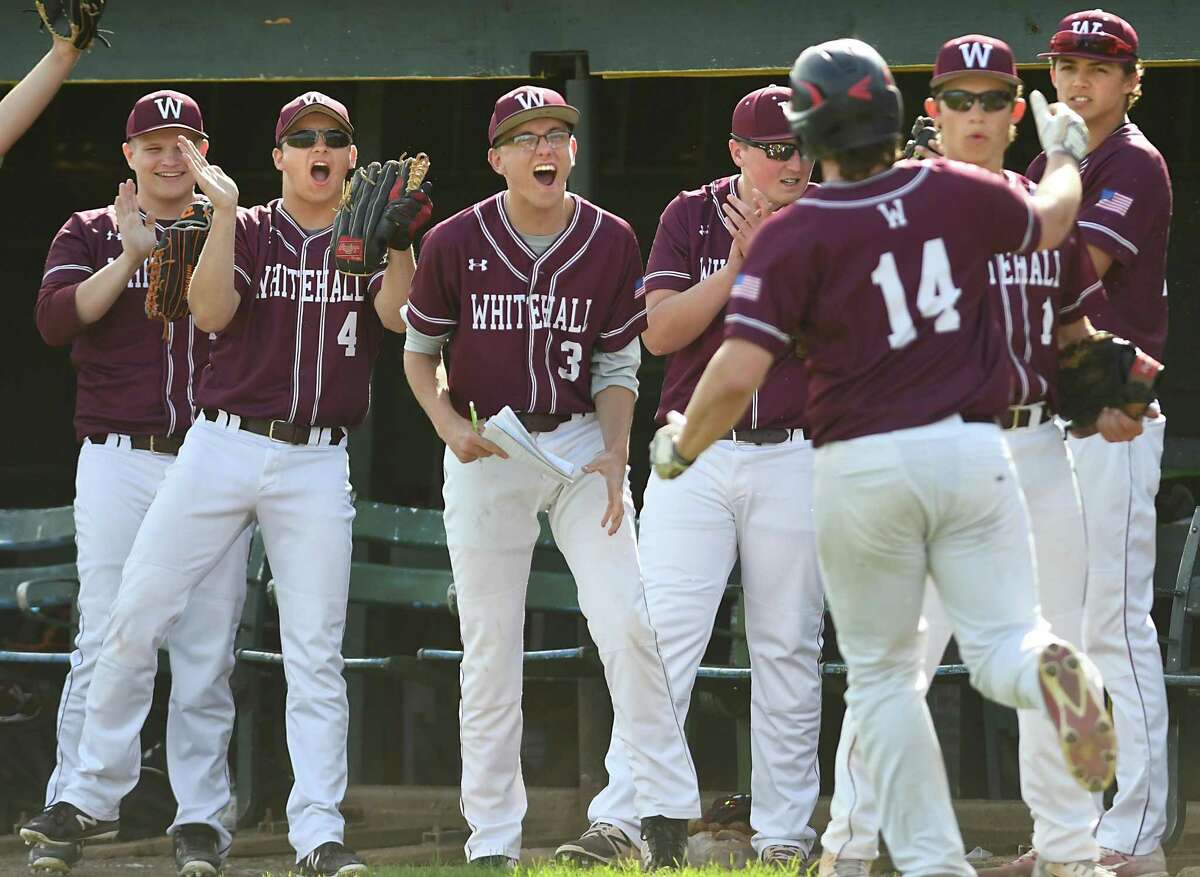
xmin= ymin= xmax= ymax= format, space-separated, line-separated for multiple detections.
xmin=783 ymin=39 xmax=904 ymax=160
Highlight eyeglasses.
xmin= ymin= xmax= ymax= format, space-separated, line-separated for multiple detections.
xmin=279 ymin=128 xmax=353 ymax=149
xmin=937 ymin=89 xmax=1016 ymax=113
xmin=731 ymin=135 xmax=798 ymax=162
xmin=496 ymin=130 xmax=572 ymax=151
xmin=1049 ymin=30 xmax=1135 ymax=59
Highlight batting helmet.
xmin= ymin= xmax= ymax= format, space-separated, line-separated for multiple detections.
xmin=784 ymin=38 xmax=903 ymax=160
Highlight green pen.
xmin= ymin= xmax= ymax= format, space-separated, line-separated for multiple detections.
xmin=469 ymin=401 xmax=479 ymax=433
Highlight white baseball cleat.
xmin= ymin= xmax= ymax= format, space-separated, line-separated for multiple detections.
xmin=818 ymin=851 xmax=873 ymax=877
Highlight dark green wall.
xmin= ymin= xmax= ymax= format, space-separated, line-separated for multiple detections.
xmin=3 ymin=1 xmax=1200 ymax=82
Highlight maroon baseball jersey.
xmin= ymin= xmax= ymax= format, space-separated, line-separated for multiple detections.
xmin=645 ymin=175 xmax=812 ymax=429
xmin=1027 ymin=122 xmax=1171 ymax=360
xmin=405 ymin=193 xmax=646 ymax=419
xmin=992 ymin=171 xmax=1103 ymax=408
xmin=196 ymin=200 xmax=384 ymax=428
xmin=36 ymin=206 xmax=211 ymax=441
xmin=725 ymin=159 xmax=1041 ymax=447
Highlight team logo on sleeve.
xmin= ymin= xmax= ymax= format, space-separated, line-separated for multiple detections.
xmin=731 ymin=274 xmax=762 ymax=302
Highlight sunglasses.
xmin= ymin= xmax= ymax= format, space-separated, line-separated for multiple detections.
xmin=279 ymin=128 xmax=353 ymax=149
xmin=731 ymin=136 xmax=798 ymax=162
xmin=1049 ymin=30 xmax=1135 ymax=59
xmin=937 ymin=89 xmax=1016 ymax=113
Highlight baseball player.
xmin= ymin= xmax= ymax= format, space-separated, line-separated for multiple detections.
xmin=821 ymin=35 xmax=1144 ymax=877
xmin=1019 ymin=11 xmax=1173 ymax=876
xmin=650 ymin=37 xmax=1115 ymax=877
xmin=30 ymin=91 xmax=252 ymax=877
xmin=0 ymin=26 xmax=82 ymax=160
xmin=555 ymin=85 xmax=824 ymax=868
xmin=402 ymin=85 xmax=700 ymax=868
xmin=19 ymin=90 xmax=425 ymax=877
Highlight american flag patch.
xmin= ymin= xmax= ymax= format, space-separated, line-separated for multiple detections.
xmin=633 ymin=276 xmax=645 ymax=298
xmin=731 ymin=274 xmax=762 ymax=302
xmin=1096 ymin=189 xmax=1133 ymax=216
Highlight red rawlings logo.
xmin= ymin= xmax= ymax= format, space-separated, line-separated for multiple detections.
xmin=336 ymin=237 xmax=364 ymax=261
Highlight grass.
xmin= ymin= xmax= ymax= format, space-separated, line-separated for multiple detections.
xmin=260 ymin=862 xmax=818 ymax=877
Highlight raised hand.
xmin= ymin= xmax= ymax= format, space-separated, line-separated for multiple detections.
xmin=1030 ymin=90 xmax=1088 ymax=163
xmin=177 ymin=135 xmax=238 ymax=210
xmin=112 ymin=179 xmax=157 ymax=262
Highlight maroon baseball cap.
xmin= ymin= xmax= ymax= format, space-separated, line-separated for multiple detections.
xmin=126 ymin=90 xmax=205 ymax=140
xmin=275 ymin=91 xmax=354 ymax=144
xmin=931 ymin=35 xmax=1021 ymax=89
xmin=1039 ymin=9 xmax=1139 ymax=63
xmin=488 ymin=85 xmax=579 ymax=145
xmin=731 ymin=85 xmax=793 ymax=142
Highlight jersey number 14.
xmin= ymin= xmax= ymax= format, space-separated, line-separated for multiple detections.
xmin=871 ymin=238 xmax=962 ymax=350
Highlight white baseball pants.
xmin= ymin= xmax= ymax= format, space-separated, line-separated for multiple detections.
xmin=1070 ymin=414 xmax=1167 ymax=855
xmin=442 ymin=413 xmax=700 ymax=861
xmin=49 ymin=436 xmax=250 ymax=853
xmin=62 ymin=414 xmax=356 ymax=862
xmin=824 ymin=419 xmax=1102 ymax=864
xmin=813 ymin=417 xmax=1060 ymax=877
xmin=587 ymin=437 xmax=824 ymax=855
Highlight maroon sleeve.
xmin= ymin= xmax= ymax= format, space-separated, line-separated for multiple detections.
xmin=594 ymin=225 xmax=648 ymax=352
xmin=404 ymin=221 xmax=460 ymax=336
xmin=232 ymin=207 xmax=258 ymax=300
xmin=969 ymin=165 xmax=1042 ymax=256
xmin=1057 ymin=228 xmax=1105 ymax=325
xmin=1076 ymin=150 xmax=1168 ymax=267
xmin=1025 ymin=152 xmax=1048 ymax=184
xmin=723 ymin=219 xmax=810 ymax=358
xmin=644 ymin=193 xmax=694 ymax=294
xmin=35 ymin=213 xmax=94 ymax=346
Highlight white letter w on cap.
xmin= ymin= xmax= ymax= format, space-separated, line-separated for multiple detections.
xmin=514 ymin=90 xmax=546 ymax=110
xmin=958 ymin=42 xmax=994 ymax=68
xmin=154 ymin=96 xmax=183 ymax=120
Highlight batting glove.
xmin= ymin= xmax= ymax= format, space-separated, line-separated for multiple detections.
xmin=1030 ymin=90 xmax=1088 ymax=164
xmin=650 ymin=411 xmax=694 ymax=480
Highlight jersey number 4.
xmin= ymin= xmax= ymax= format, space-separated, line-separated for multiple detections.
xmin=871 ymin=238 xmax=962 ymax=350
xmin=337 ymin=312 xmax=358 ymax=357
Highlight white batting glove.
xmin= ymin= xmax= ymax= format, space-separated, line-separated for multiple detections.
xmin=650 ymin=411 xmax=694 ymax=480
xmin=1029 ymin=90 xmax=1089 ymax=163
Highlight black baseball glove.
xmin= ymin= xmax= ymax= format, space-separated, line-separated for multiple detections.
xmin=1057 ymin=331 xmax=1163 ymax=436
xmin=35 ymin=0 xmax=111 ymax=50
xmin=903 ymin=115 xmax=940 ymax=159
xmin=333 ymin=154 xmax=433 ymax=276
xmin=145 ymin=201 xmax=213 ymax=336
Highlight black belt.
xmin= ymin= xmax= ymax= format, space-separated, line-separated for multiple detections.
xmin=1001 ymin=402 xmax=1054 ymax=431
xmin=516 ymin=412 xmax=570 ymax=433
xmin=720 ymin=427 xmax=805 ymax=445
xmin=203 ymin=409 xmax=345 ymax=446
xmin=87 ymin=433 xmax=185 ymax=455
xmin=961 ymin=413 xmax=999 ymax=425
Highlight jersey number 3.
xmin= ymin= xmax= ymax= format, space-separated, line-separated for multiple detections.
xmin=872 ymin=238 xmax=962 ymax=350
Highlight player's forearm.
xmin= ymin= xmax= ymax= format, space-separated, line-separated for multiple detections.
xmin=374 ymin=248 xmax=416 ymax=334
xmin=188 ymin=207 xmax=240 ymax=333
xmin=592 ymin=385 xmax=635 ymax=459
xmin=404 ymin=349 xmax=463 ymax=438
xmin=642 ymin=267 xmax=736 ymax=356
xmin=1031 ymin=154 xmax=1082 ymax=251
xmin=0 ymin=43 xmax=80 ymax=158
xmin=676 ymin=338 xmax=771 ymax=460
xmin=73 ymin=251 xmax=145 ymax=325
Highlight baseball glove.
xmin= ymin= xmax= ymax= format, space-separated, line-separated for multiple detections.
xmin=145 ymin=201 xmax=213 ymax=337
xmin=903 ymin=115 xmax=939 ymax=159
xmin=1057 ymin=331 xmax=1163 ymax=435
xmin=35 ymin=0 xmax=111 ymax=51
xmin=333 ymin=153 xmax=433 ymax=276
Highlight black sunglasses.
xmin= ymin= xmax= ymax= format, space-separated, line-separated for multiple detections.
xmin=279 ymin=128 xmax=353 ymax=149
xmin=937 ymin=89 xmax=1016 ymax=113
xmin=731 ymin=135 xmax=798 ymax=162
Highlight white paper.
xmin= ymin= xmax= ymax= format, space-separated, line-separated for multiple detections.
xmin=481 ymin=406 xmax=579 ymax=485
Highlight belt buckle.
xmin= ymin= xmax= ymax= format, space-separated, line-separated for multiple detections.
xmin=268 ymin=420 xmax=290 ymax=443
xmin=149 ymin=435 xmax=161 ymax=453
xmin=729 ymin=429 xmax=741 ymax=443
xmin=1010 ymin=408 xmax=1022 ymax=430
